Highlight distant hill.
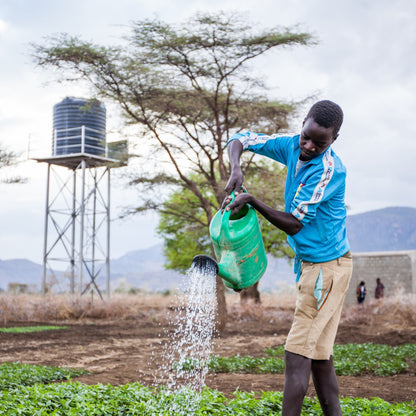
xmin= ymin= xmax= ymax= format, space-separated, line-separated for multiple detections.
xmin=0 ymin=259 xmax=43 ymax=291
xmin=110 ymin=245 xmax=184 ymax=291
xmin=1 ymin=206 xmax=415 ymax=291
xmin=346 ymin=207 xmax=416 ymax=252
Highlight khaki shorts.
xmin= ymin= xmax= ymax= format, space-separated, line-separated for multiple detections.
xmin=285 ymin=252 xmax=353 ymax=360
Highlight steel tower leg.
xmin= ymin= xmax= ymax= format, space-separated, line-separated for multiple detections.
xmin=41 ymin=163 xmax=51 ymax=296
xmin=70 ymin=169 xmax=76 ymax=295
xmin=78 ymin=160 xmax=86 ymax=298
xmin=106 ymin=167 xmax=111 ymax=299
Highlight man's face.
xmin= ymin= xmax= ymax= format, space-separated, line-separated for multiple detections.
xmin=299 ymin=117 xmax=337 ymax=161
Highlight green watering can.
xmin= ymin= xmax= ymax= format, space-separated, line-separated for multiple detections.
xmin=192 ymin=192 xmax=267 ymax=291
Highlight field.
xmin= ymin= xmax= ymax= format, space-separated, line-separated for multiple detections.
xmin=0 ymin=292 xmax=415 ymax=411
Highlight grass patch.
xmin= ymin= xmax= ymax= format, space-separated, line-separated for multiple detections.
xmin=0 ymin=383 xmax=413 ymax=415
xmin=0 ymin=293 xmax=177 ymax=322
xmin=0 ymin=325 xmax=67 ymax=333
xmin=0 ymin=362 xmax=89 ymax=389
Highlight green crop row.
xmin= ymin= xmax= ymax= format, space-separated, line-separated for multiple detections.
xmin=0 ymin=382 xmax=414 ymax=415
xmin=265 ymin=343 xmax=416 ymax=360
xmin=209 ymin=355 xmax=286 ymax=374
xmin=0 ymin=325 xmax=67 ymax=333
xmin=333 ymin=343 xmax=416 ymax=376
xmin=0 ymin=362 xmax=414 ymax=414
xmin=0 ymin=362 xmax=88 ymax=389
xmin=178 ymin=343 xmax=416 ymax=377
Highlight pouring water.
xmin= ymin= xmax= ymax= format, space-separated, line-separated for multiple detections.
xmin=155 ymin=259 xmax=217 ymax=392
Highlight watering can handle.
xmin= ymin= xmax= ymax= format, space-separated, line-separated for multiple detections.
xmin=220 ymin=191 xmax=234 ymax=240
xmin=221 ymin=189 xmax=247 ymax=237
xmin=221 ymin=190 xmax=235 ymax=224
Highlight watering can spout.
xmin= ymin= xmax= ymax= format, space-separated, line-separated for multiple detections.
xmin=192 ymin=255 xmax=219 ymax=275
xmin=192 ymin=255 xmax=244 ymax=291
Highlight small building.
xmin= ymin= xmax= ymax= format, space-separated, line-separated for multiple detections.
xmin=345 ymin=250 xmax=416 ymax=305
xmin=8 ymin=283 xmax=29 ymax=295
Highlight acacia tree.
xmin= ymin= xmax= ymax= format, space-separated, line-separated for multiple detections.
xmin=33 ymin=11 xmax=314 ymax=331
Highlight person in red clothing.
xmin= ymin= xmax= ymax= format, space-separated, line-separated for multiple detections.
xmin=375 ymin=278 xmax=385 ymax=299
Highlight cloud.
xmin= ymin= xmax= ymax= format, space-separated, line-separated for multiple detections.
xmin=0 ymin=18 xmax=7 ymax=34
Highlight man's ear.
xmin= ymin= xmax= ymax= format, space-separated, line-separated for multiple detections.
xmin=332 ymin=133 xmax=339 ymax=142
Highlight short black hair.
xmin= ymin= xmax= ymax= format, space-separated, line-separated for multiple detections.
xmin=305 ymin=100 xmax=344 ymax=136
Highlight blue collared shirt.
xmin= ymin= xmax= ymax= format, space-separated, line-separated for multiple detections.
xmin=227 ymin=132 xmax=350 ymax=264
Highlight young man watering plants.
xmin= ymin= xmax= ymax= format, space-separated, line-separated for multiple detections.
xmin=223 ymin=100 xmax=352 ymax=416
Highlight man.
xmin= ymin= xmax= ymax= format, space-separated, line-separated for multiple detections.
xmin=223 ymin=100 xmax=352 ymax=416
xmin=356 ymin=281 xmax=367 ymax=304
xmin=375 ymin=278 xmax=384 ymax=299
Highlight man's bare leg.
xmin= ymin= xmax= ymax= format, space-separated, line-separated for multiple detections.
xmin=311 ymin=356 xmax=342 ymax=416
xmin=282 ymin=351 xmax=311 ymax=416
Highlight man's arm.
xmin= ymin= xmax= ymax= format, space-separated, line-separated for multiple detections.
xmin=224 ymin=140 xmax=244 ymax=194
xmin=224 ymin=135 xmax=302 ymax=236
xmin=225 ymin=192 xmax=303 ymax=236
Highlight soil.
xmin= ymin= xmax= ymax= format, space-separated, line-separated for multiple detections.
xmin=1 ymin=299 xmax=416 ymax=405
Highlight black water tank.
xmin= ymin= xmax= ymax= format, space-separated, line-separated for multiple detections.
xmin=52 ymin=97 xmax=106 ymax=156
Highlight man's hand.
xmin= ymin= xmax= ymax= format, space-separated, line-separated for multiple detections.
xmin=221 ymin=191 xmax=251 ymax=216
xmin=224 ymin=166 xmax=244 ymax=195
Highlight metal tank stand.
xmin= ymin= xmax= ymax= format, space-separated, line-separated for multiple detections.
xmin=34 ymin=152 xmax=118 ymax=299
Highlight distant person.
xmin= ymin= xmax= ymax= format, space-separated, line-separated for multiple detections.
xmin=375 ymin=278 xmax=385 ymax=299
xmin=356 ymin=281 xmax=367 ymax=304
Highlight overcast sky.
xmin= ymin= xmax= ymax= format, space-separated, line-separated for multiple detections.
xmin=0 ymin=0 xmax=415 ymax=263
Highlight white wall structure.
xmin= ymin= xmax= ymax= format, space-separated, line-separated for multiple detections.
xmin=345 ymin=251 xmax=416 ymax=305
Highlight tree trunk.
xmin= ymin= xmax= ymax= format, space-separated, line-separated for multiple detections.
xmin=215 ymin=275 xmax=227 ymax=335
xmin=239 ymin=282 xmax=261 ymax=304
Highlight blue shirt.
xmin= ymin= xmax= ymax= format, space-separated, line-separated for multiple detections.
xmin=228 ymin=132 xmax=350 ymax=264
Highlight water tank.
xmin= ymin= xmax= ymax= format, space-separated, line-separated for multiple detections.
xmin=52 ymin=97 xmax=106 ymax=156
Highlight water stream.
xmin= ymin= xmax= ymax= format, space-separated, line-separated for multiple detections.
xmin=154 ymin=261 xmax=218 ymax=393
